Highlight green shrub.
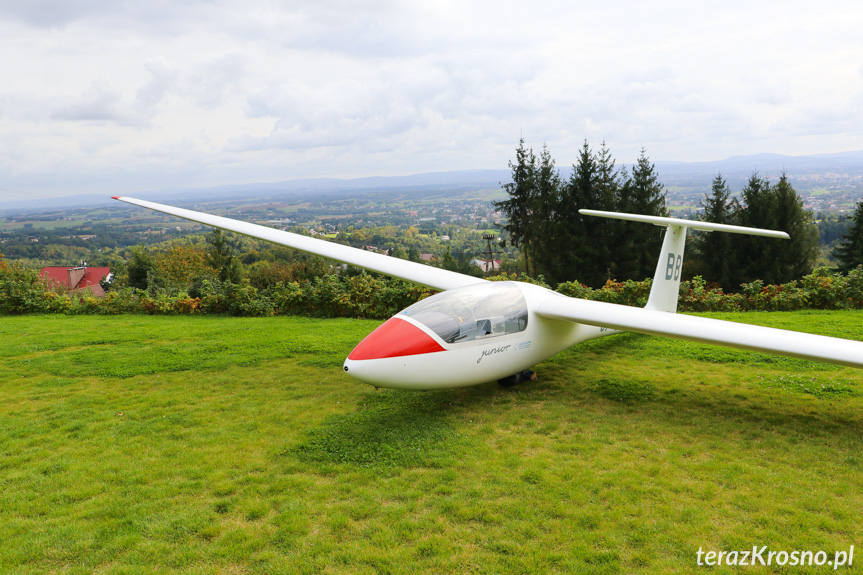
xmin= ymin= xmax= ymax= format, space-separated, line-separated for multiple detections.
xmin=224 ymin=283 xmax=273 ymax=317
xmin=844 ymin=265 xmax=863 ymax=307
xmin=800 ymin=267 xmax=843 ymax=310
xmin=269 ymin=281 xmax=307 ymax=316
xmin=0 ymin=263 xmax=71 ymax=314
xmin=5 ymin=259 xmax=863 ymax=318
xmin=678 ymin=276 xmax=741 ymax=312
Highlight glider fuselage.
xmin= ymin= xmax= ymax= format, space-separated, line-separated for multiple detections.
xmin=342 ymin=281 xmax=613 ymax=389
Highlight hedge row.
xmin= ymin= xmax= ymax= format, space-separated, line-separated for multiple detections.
xmin=3 ymin=261 xmax=863 ymax=318
xmin=557 ymin=266 xmax=863 ymax=312
xmin=0 ymin=263 xmax=432 ymax=318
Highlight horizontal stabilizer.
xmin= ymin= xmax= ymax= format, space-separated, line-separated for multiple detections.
xmin=536 ymin=297 xmax=863 ymax=369
xmin=112 ymin=196 xmax=486 ymax=292
xmin=579 ymin=209 xmax=789 ymax=312
xmin=579 ymin=210 xmax=790 ymax=239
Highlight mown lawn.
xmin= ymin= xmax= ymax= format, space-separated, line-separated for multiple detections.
xmin=2 ymin=312 xmax=862 ymax=574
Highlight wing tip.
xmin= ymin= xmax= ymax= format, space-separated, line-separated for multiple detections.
xmin=111 ymin=196 xmax=122 ymax=200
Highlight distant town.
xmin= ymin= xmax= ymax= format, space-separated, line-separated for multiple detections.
xmin=3 ymin=150 xmax=863 ymax=271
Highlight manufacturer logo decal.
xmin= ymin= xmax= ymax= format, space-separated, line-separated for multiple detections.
xmin=477 ymin=344 xmax=512 ymax=364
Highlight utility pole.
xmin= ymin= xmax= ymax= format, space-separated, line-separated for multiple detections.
xmin=480 ymin=232 xmax=502 ymax=276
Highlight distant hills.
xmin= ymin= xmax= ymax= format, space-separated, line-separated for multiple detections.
xmin=657 ymin=150 xmax=863 ymax=177
xmin=0 ymin=170 xmax=514 ymax=213
xmin=655 ymin=150 xmax=863 ymax=193
xmin=3 ymin=151 xmax=863 ymax=213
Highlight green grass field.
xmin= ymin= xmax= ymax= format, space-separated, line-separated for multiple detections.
xmin=0 ymin=221 xmax=89 ymax=231
xmin=2 ymin=312 xmax=863 ymax=574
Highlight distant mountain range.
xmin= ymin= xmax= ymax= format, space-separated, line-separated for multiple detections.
xmin=3 ymin=151 xmax=863 ymax=213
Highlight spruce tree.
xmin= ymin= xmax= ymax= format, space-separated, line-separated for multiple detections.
xmin=531 ymin=144 xmax=562 ymax=281
xmin=731 ymin=173 xmax=780 ymax=285
xmin=731 ymin=172 xmax=816 ymax=286
xmin=773 ymin=173 xmax=818 ymax=281
xmin=834 ymin=199 xmax=863 ymax=272
xmin=595 ymin=141 xmax=621 ymax=211
xmin=594 ymin=142 xmax=625 ymax=280
xmin=496 ymin=138 xmax=667 ymax=287
xmin=495 ymin=138 xmax=538 ymax=275
xmin=617 ymin=148 xmax=668 ymax=280
xmin=557 ymin=141 xmax=606 ymax=286
xmin=695 ymin=174 xmax=735 ymax=289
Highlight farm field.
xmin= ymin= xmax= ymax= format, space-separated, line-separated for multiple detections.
xmin=2 ymin=312 xmax=863 ymax=574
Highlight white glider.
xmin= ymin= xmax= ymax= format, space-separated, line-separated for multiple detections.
xmin=113 ymin=196 xmax=863 ymax=390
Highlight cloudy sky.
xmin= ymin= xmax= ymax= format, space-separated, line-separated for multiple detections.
xmin=1 ymin=0 xmax=862 ymax=201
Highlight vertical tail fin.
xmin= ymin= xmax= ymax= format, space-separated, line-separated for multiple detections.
xmin=578 ymin=210 xmax=790 ymax=313
xmin=646 ymin=223 xmax=687 ymax=312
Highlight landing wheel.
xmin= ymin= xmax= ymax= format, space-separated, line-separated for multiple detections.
xmin=498 ymin=369 xmax=537 ymax=387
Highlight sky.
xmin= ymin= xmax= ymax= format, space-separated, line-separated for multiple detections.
xmin=1 ymin=0 xmax=862 ymax=201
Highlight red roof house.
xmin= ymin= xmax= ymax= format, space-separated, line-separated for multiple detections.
xmin=40 ymin=266 xmax=112 ymax=297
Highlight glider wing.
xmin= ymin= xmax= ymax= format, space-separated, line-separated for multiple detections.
xmin=536 ymin=296 xmax=863 ymax=369
xmin=112 ymin=196 xmax=486 ymax=291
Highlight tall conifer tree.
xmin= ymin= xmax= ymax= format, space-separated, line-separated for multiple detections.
xmin=695 ymin=174 xmax=735 ymax=289
xmin=532 ymin=144 xmax=562 ymax=280
xmin=495 ymin=138 xmax=538 ymax=275
xmin=730 ymin=172 xmax=816 ymax=286
xmin=731 ymin=173 xmax=780 ymax=285
xmin=834 ymin=199 xmax=863 ymax=272
xmin=557 ymin=141 xmax=607 ymax=286
xmin=497 ymin=138 xmax=667 ymax=287
xmin=773 ymin=173 xmax=818 ymax=281
xmin=616 ymin=148 xmax=668 ymax=280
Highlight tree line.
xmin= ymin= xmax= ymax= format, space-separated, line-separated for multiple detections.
xmin=691 ymin=173 xmax=818 ymax=289
xmin=495 ymin=139 xmax=667 ymax=287
xmin=495 ymin=139 xmax=833 ymax=290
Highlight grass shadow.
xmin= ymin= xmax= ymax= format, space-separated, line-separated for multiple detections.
xmin=587 ymin=377 xmax=657 ymax=403
xmin=528 ymin=332 xmax=863 ymax=442
xmin=293 ymin=389 xmax=468 ymax=469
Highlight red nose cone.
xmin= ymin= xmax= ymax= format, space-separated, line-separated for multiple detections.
xmin=348 ymin=317 xmax=445 ymax=360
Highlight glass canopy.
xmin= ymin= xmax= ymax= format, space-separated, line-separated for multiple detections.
xmin=401 ymin=282 xmax=528 ymax=344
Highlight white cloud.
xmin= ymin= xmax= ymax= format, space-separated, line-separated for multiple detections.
xmin=181 ymin=53 xmax=248 ymax=109
xmin=1 ymin=0 xmax=862 ymax=197
xmin=136 ymin=61 xmax=178 ymax=109
xmin=50 ymin=81 xmax=126 ymax=123
xmin=0 ymin=0 xmax=107 ymax=28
